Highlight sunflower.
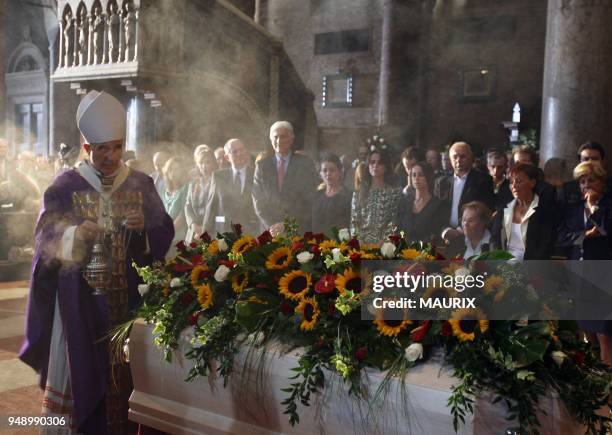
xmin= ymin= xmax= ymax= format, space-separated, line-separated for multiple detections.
xmin=483 ymin=275 xmax=506 ymax=295
xmin=191 ymin=265 xmax=208 ymax=287
xmin=207 ymin=240 xmax=219 ymax=256
xmin=196 ymin=283 xmax=213 ymax=309
xmin=232 ymin=236 xmax=256 ymax=255
xmin=335 ymin=268 xmax=362 ymax=296
xmin=295 ymin=297 xmax=320 ymax=331
xmin=373 ymin=307 xmax=412 ymax=337
xmin=361 ymin=243 xmax=380 ymax=252
xmin=318 ymin=240 xmax=339 ymax=252
xmin=231 ymin=272 xmax=249 ymax=294
xmin=279 ymin=270 xmax=312 ymax=300
xmin=266 ymin=247 xmax=293 ymax=270
xmin=401 ymin=248 xmax=421 ymax=260
xmin=422 ymin=285 xmax=456 ymax=301
xmin=449 ymin=308 xmax=489 ymax=341
xmin=348 ymin=249 xmax=379 ymax=260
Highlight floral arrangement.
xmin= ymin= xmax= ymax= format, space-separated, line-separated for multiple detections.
xmin=128 ymin=223 xmax=611 ymax=433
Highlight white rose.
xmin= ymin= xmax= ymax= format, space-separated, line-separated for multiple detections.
xmin=217 ymin=238 xmax=228 ymax=252
xmin=137 ymin=284 xmax=149 ymax=296
xmin=297 ymin=251 xmax=314 ymax=264
xmin=170 ymin=277 xmax=182 ymax=288
xmin=404 ymin=343 xmax=424 ymax=362
xmin=380 ymin=242 xmax=396 ymax=259
xmin=454 ymin=267 xmax=471 ymax=278
xmin=214 ymin=264 xmax=231 ymax=282
xmin=338 ymin=228 xmax=351 ymax=242
xmin=332 ymin=248 xmax=342 ymax=262
xmin=551 ymin=350 xmax=567 ymax=367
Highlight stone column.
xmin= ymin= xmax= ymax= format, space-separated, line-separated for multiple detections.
xmin=540 ymin=0 xmax=612 ymax=168
xmin=377 ymin=0 xmax=394 ymax=127
xmin=0 ymin=0 xmax=5 ymax=139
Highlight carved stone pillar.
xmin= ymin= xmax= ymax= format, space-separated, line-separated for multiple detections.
xmin=378 ymin=0 xmax=394 ymax=127
xmin=58 ymin=20 xmax=64 ymax=67
xmin=0 ymin=0 xmax=5 ymax=139
xmin=540 ymin=0 xmax=612 ymax=168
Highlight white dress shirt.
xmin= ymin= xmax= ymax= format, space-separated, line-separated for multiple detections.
xmin=450 ymin=172 xmax=468 ymax=227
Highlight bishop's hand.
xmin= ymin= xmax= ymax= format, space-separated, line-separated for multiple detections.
xmin=75 ymin=220 xmax=105 ymax=242
xmin=124 ymin=210 xmax=145 ymax=232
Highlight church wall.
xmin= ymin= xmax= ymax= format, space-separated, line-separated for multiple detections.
xmin=263 ymin=0 xmax=547 ymax=158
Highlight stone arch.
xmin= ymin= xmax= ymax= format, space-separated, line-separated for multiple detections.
xmin=7 ymin=42 xmax=46 ymax=73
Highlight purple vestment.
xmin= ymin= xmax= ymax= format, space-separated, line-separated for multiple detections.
xmin=19 ymin=168 xmax=174 ymax=434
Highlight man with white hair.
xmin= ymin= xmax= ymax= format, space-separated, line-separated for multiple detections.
xmin=252 ymin=121 xmax=318 ymax=234
xmin=436 ymin=141 xmax=494 ymax=243
xmin=204 ymin=138 xmax=258 ymax=234
xmin=19 ymin=90 xmax=173 ymax=434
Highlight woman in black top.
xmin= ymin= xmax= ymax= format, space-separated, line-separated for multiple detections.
xmin=312 ymin=153 xmax=352 ymax=236
xmin=397 ymin=161 xmax=447 ymax=243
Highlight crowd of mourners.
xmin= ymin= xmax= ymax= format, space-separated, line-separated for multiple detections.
xmin=1 ymin=123 xmax=611 ymax=364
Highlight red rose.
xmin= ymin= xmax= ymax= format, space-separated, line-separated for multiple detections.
xmin=348 ymin=238 xmax=360 ymax=250
xmin=257 ymin=230 xmax=272 ymax=245
xmin=313 ymin=233 xmax=326 ymax=243
xmin=181 ymin=292 xmax=195 ymax=305
xmin=349 ymin=252 xmax=362 ymax=265
xmin=233 ymin=223 xmax=242 ymax=236
xmin=175 ymin=240 xmax=186 ymax=251
xmin=292 ymin=241 xmax=305 ymax=252
xmin=189 ymin=242 xmax=198 ymax=249
xmin=410 ymin=320 xmax=431 ymax=342
xmin=218 ymin=259 xmax=235 ymax=268
xmin=303 ymin=231 xmax=314 ymax=241
xmin=315 ymin=274 xmax=336 ymax=294
xmin=280 ymin=301 xmax=293 ymax=315
xmin=355 ymin=347 xmax=368 ymax=362
xmin=187 ymin=312 xmax=200 ymax=325
xmin=200 ymin=232 xmax=212 ymax=243
xmin=389 ymin=234 xmax=401 ymax=245
xmin=310 ymin=245 xmax=320 ymax=255
xmin=573 ymin=351 xmax=585 ymax=368
xmin=441 ymin=321 xmax=452 ymax=337
xmin=191 ymin=254 xmax=203 ymax=265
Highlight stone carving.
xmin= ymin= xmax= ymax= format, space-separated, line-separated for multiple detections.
xmin=107 ymin=2 xmax=120 ymax=63
xmin=77 ymin=7 xmax=88 ymax=66
xmin=91 ymin=4 xmax=104 ymax=64
xmin=63 ymin=10 xmax=74 ymax=68
xmin=123 ymin=1 xmax=136 ymax=62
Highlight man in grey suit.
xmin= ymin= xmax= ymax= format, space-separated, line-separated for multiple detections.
xmin=252 ymin=121 xmax=318 ymax=235
xmin=203 ymin=139 xmax=258 ymax=235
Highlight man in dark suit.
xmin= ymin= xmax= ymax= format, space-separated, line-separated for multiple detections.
xmin=252 ymin=121 xmax=318 ymax=235
xmin=487 ymin=148 xmax=513 ymax=209
xmin=204 ymin=139 xmax=258 ymax=235
xmin=436 ymin=141 xmax=494 ymax=243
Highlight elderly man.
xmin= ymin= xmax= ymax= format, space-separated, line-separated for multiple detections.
xmin=435 ymin=141 xmax=494 ymax=242
xmin=19 ymin=90 xmax=173 ymax=434
xmin=204 ymin=138 xmax=258 ymax=235
xmin=252 ymin=121 xmax=318 ymax=235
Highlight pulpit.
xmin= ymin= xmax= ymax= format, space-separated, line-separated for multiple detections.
xmin=128 ymin=320 xmax=582 ymax=435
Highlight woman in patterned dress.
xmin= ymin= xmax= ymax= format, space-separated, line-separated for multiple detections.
xmin=350 ymin=148 xmax=402 ymax=244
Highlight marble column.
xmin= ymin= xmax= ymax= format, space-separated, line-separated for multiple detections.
xmin=377 ymin=0 xmax=394 ymax=127
xmin=540 ymin=0 xmax=612 ymax=168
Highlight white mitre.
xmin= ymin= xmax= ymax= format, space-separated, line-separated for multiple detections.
xmin=76 ymin=90 xmax=126 ymax=144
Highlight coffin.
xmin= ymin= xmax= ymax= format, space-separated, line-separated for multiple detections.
xmin=128 ymin=319 xmax=582 ymax=435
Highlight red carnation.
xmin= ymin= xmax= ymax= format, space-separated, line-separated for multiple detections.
xmin=200 ymin=232 xmax=211 ymax=243
xmin=280 ymin=300 xmax=293 ymax=315
xmin=175 ymin=240 xmax=186 ymax=251
xmin=218 ymin=259 xmax=235 ymax=268
xmin=389 ymin=234 xmax=401 ymax=245
xmin=441 ymin=321 xmax=452 ymax=337
xmin=348 ymin=238 xmax=360 ymax=250
xmin=191 ymin=254 xmax=203 ymax=265
xmin=233 ymin=223 xmax=242 ymax=236
xmin=310 ymin=245 xmax=320 ymax=255
xmin=181 ymin=292 xmax=195 ymax=305
xmin=355 ymin=347 xmax=368 ymax=362
xmin=292 ymin=241 xmax=305 ymax=252
xmin=410 ymin=320 xmax=431 ymax=342
xmin=315 ymin=274 xmax=336 ymax=294
xmin=189 ymin=242 xmax=198 ymax=249
xmin=349 ymin=252 xmax=362 ymax=265
xmin=257 ymin=230 xmax=272 ymax=245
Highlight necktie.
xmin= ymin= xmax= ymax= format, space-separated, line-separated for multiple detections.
xmin=234 ymin=170 xmax=242 ymax=194
xmin=277 ymin=157 xmax=285 ymax=191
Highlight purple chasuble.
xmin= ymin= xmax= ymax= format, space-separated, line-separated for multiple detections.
xmin=19 ymin=168 xmax=174 ymax=434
